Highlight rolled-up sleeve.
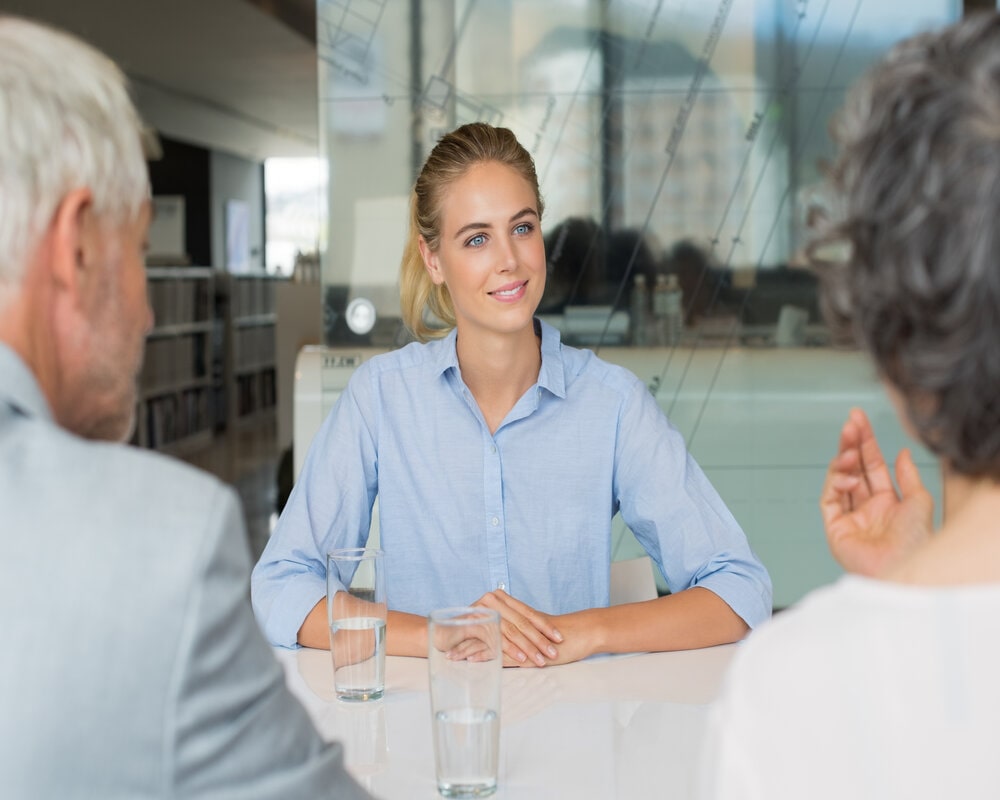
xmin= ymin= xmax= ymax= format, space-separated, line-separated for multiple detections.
xmin=251 ymin=371 xmax=379 ymax=647
xmin=614 ymin=381 xmax=773 ymax=629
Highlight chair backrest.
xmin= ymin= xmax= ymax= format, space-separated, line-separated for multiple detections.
xmin=610 ymin=556 xmax=658 ymax=605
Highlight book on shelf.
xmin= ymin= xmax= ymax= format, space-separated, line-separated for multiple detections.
xmin=232 ymin=274 xmax=277 ymax=319
xmin=140 ymin=335 xmax=207 ymax=395
xmin=148 ymin=275 xmax=213 ymax=327
xmin=234 ymin=326 xmax=276 ymax=372
xmin=144 ymin=387 xmax=211 ymax=449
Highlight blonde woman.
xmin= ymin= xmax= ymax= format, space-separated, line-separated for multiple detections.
xmin=252 ymin=122 xmax=771 ymax=666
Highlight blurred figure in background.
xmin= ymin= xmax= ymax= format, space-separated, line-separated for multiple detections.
xmin=538 ymin=215 xmax=605 ymax=313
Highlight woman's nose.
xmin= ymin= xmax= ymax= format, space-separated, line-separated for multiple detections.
xmin=495 ymin=237 xmax=517 ymax=271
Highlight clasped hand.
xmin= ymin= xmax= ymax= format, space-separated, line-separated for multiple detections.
xmin=471 ymin=589 xmax=582 ymax=668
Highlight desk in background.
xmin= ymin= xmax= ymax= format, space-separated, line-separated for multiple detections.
xmin=274 ymin=645 xmax=737 ymax=798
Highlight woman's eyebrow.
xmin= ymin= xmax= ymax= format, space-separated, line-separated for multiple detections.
xmin=509 ymin=207 xmax=538 ymax=223
xmin=452 ymin=207 xmax=538 ymax=240
xmin=453 ymin=220 xmax=491 ymax=240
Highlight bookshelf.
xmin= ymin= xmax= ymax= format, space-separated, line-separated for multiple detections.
xmin=137 ymin=267 xmax=216 ymax=453
xmin=227 ymin=274 xmax=278 ymax=426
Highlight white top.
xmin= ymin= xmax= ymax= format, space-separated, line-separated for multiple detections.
xmin=701 ymin=575 xmax=1000 ymax=799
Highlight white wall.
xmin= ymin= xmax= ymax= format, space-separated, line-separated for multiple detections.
xmin=210 ymin=150 xmax=265 ymax=273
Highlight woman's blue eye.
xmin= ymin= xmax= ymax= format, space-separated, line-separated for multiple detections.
xmin=467 ymin=233 xmax=486 ymax=248
xmin=514 ymin=222 xmax=533 ymax=236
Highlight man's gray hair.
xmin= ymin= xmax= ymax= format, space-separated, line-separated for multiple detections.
xmin=0 ymin=16 xmax=148 ymax=288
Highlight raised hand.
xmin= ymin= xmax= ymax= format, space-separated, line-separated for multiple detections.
xmin=819 ymin=408 xmax=934 ymax=576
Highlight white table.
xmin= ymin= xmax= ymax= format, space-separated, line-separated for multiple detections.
xmin=274 ymin=644 xmax=738 ymax=798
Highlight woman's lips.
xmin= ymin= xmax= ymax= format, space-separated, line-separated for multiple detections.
xmin=488 ymin=280 xmax=527 ymax=301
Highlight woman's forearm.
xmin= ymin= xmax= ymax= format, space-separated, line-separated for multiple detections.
xmin=298 ymin=587 xmax=747 ymax=662
xmin=296 ymin=599 xmax=429 ymax=656
xmin=386 ymin=609 xmax=429 ymax=657
xmin=296 ymin=598 xmax=329 ymax=649
xmin=556 ymin=587 xmax=749 ymax=663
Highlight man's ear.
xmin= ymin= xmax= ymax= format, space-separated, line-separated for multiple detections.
xmin=48 ymin=188 xmax=96 ymax=296
xmin=418 ymin=235 xmax=445 ymax=286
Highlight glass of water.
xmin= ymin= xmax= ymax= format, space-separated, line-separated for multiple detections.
xmin=428 ymin=607 xmax=502 ymax=798
xmin=327 ymin=548 xmax=387 ymax=702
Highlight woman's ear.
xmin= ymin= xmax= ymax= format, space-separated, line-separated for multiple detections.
xmin=418 ymin=236 xmax=446 ymax=286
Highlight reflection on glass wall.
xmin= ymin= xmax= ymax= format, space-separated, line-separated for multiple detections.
xmin=317 ymin=0 xmax=957 ymax=350
xmin=315 ymin=0 xmax=959 ymax=607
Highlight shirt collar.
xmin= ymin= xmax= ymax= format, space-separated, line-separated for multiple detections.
xmin=535 ymin=318 xmax=567 ymax=399
xmin=0 ymin=342 xmax=53 ymax=422
xmin=428 ymin=319 xmax=568 ymax=400
xmin=430 ymin=327 xmax=461 ymax=378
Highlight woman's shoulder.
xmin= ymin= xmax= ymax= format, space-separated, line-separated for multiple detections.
xmin=536 ymin=316 xmax=640 ymax=393
xmin=353 ymin=338 xmax=447 ymax=379
xmin=733 ymin=574 xmax=1000 ymax=675
xmin=722 ymin=578 xmax=872 ymax=687
xmin=558 ymin=343 xmax=647 ymax=399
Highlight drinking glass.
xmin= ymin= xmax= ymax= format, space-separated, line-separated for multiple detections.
xmin=428 ymin=607 xmax=502 ymax=798
xmin=327 ymin=548 xmax=386 ymax=702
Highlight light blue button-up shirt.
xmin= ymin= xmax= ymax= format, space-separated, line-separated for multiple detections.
xmin=252 ymin=321 xmax=772 ymax=647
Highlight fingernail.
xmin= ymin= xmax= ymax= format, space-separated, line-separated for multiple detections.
xmin=547 ymin=645 xmax=557 ymax=657
xmin=534 ymin=653 xmax=546 ymax=666
xmin=552 ymin=629 xmax=564 ymax=642
xmin=516 ymin=651 xmax=526 ymax=663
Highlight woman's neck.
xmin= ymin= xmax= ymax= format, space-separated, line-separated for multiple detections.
xmin=454 ymin=323 xmax=542 ymax=434
xmin=890 ymin=469 xmax=1000 ymax=586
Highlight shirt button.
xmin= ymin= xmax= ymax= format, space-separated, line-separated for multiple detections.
xmin=490 ymin=445 xmax=497 ymax=454
xmin=491 ymin=517 xmax=499 ymax=526
xmin=497 ymin=582 xmax=506 ymax=591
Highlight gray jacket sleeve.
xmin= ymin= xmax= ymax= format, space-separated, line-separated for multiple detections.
xmin=169 ymin=488 xmax=370 ymax=799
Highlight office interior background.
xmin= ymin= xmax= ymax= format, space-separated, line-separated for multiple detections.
xmin=7 ymin=0 xmax=993 ymax=609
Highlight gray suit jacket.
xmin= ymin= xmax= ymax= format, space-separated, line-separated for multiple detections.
xmin=0 ymin=344 xmax=368 ymax=799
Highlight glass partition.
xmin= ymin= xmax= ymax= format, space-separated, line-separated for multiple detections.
xmin=315 ymin=0 xmax=959 ymax=606
xmin=317 ymin=0 xmax=959 ymax=348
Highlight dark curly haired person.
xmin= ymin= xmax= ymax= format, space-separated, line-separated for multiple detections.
xmin=700 ymin=12 xmax=1000 ymax=799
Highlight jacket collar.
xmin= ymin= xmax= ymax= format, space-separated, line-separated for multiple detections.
xmin=0 ymin=343 xmax=53 ymax=422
